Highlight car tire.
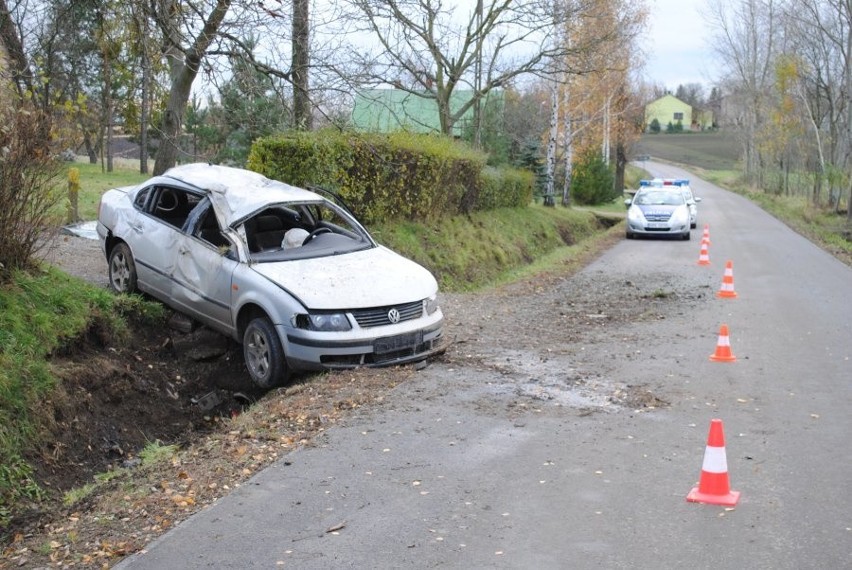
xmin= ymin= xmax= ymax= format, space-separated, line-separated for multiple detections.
xmin=691 ymin=222 xmax=697 ymax=229
xmin=626 ymin=231 xmax=634 ymax=239
xmin=108 ymin=243 xmax=138 ymax=294
xmin=243 ymin=316 xmax=288 ymax=389
xmin=682 ymin=231 xmax=691 ymax=241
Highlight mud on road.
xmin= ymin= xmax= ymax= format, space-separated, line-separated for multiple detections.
xmin=4 ymin=228 xmax=705 ymax=567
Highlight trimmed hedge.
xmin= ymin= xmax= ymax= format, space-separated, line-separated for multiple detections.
xmin=247 ymin=130 xmax=533 ymax=224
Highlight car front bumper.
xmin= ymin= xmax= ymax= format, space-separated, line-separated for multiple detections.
xmin=280 ymin=314 xmax=445 ymax=370
xmin=626 ymin=220 xmax=690 ymax=237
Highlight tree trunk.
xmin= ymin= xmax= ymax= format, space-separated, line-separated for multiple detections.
xmin=104 ymin=50 xmax=114 ymax=173
xmin=0 ymin=0 xmax=31 ymax=95
xmin=83 ymin=132 xmax=98 ymax=164
xmin=615 ymin=140 xmax=627 ymax=197
xmin=544 ymin=82 xmax=558 ymax=207
xmin=154 ymin=65 xmax=195 ymax=175
xmin=561 ymin=86 xmax=572 ymax=207
xmin=139 ymin=28 xmax=150 ymax=174
xmin=153 ymin=0 xmax=232 ymax=175
xmin=292 ymin=0 xmax=311 ymax=130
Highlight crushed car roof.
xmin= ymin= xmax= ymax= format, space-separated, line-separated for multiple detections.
xmin=161 ymin=163 xmax=322 ymax=227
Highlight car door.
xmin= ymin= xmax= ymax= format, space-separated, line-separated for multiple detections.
xmin=125 ymin=185 xmax=185 ymax=300
xmin=170 ymin=201 xmax=238 ymax=335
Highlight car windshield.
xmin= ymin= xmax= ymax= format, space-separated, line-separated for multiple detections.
xmin=634 ymin=190 xmax=685 ymax=206
xmin=238 ymin=200 xmax=375 ymax=262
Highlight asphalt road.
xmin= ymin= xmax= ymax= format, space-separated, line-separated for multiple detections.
xmin=117 ymin=163 xmax=852 ymax=569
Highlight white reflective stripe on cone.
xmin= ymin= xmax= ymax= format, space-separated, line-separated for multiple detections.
xmin=701 ymin=445 xmax=728 ymax=474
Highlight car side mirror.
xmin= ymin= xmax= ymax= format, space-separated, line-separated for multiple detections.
xmin=695 ymin=197 xmax=702 ymax=202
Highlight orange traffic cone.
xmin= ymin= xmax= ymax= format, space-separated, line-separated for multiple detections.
xmin=687 ymin=419 xmax=740 ymax=506
xmin=702 ymin=224 xmax=710 ymax=245
xmin=697 ymin=241 xmax=710 ymax=266
xmin=716 ymin=260 xmax=738 ymax=298
xmin=709 ymin=324 xmax=736 ymax=362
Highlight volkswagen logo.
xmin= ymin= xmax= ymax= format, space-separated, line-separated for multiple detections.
xmin=387 ymin=308 xmax=401 ymax=324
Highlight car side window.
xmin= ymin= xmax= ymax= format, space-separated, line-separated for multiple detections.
xmin=150 ymin=187 xmax=203 ymax=229
xmin=133 ymin=187 xmax=151 ymax=210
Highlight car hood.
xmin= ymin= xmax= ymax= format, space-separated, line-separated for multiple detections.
xmin=250 ymin=246 xmax=438 ymax=309
xmin=635 ymin=204 xmax=682 ymax=216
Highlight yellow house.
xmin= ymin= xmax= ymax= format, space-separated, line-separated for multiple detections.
xmin=645 ymin=94 xmax=691 ymax=131
xmin=645 ymin=94 xmax=714 ymax=131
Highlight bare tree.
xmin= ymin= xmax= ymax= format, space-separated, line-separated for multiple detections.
xmin=341 ymin=0 xmax=614 ymax=137
xmin=706 ymin=0 xmax=780 ymax=185
xmin=552 ymin=0 xmax=646 ymax=206
xmin=150 ymin=0 xmax=233 ymax=174
xmin=785 ymin=0 xmax=852 ymax=220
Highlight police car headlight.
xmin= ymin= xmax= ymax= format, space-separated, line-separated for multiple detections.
xmin=627 ymin=207 xmax=645 ymax=223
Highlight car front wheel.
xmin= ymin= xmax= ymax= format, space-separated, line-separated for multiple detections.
xmin=243 ymin=316 xmax=288 ymax=389
xmin=108 ymin=243 xmax=138 ymax=294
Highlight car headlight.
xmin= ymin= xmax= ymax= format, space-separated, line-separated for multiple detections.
xmin=627 ymin=207 xmax=645 ymax=223
xmin=294 ymin=312 xmax=352 ymax=331
xmin=423 ymin=295 xmax=440 ymax=316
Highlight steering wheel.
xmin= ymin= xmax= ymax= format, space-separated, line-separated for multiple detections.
xmin=157 ymin=189 xmax=178 ymax=212
xmin=302 ymin=227 xmax=332 ymax=245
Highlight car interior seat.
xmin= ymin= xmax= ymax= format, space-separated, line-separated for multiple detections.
xmin=199 ymin=211 xmax=228 ymax=247
xmin=254 ymin=215 xmax=286 ymax=250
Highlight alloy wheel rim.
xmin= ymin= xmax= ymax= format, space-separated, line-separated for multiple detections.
xmin=246 ymin=329 xmax=269 ymax=379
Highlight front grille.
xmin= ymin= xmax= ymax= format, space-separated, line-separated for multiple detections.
xmin=644 ymin=212 xmax=671 ymax=222
xmin=351 ymin=300 xmax=424 ymax=328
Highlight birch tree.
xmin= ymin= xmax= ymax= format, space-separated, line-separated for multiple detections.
xmin=552 ymin=0 xmax=646 ymax=206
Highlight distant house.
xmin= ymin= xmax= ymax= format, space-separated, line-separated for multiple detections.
xmin=351 ymin=88 xmax=490 ymax=137
xmin=645 ymin=94 xmax=714 ymax=132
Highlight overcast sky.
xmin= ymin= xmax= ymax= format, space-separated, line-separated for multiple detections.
xmin=644 ymin=0 xmax=722 ymax=92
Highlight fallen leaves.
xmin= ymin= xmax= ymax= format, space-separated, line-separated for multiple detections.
xmin=7 ymin=367 xmax=410 ymax=569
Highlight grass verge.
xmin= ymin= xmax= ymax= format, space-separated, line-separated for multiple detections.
xmin=372 ymin=204 xmax=617 ymax=291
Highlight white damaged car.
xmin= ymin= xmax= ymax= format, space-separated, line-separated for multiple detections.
xmin=97 ymin=163 xmax=444 ymax=388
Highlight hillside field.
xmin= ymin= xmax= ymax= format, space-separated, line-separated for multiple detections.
xmin=634 ymin=131 xmax=741 ymax=171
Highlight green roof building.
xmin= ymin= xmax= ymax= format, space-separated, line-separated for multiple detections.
xmin=351 ymin=89 xmax=479 ymax=137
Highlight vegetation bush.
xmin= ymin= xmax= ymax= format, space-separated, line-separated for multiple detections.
xmin=247 ymin=130 xmax=533 ymax=223
xmin=479 ymin=167 xmax=534 ymax=209
xmin=569 ymin=150 xmax=618 ymax=205
xmin=648 ymin=118 xmax=661 ymax=134
xmin=0 ymin=105 xmax=65 ymax=278
xmin=666 ymin=120 xmax=684 ymax=133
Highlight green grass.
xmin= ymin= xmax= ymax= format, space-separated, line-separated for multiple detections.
xmin=63 ymin=160 xmax=148 ymax=221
